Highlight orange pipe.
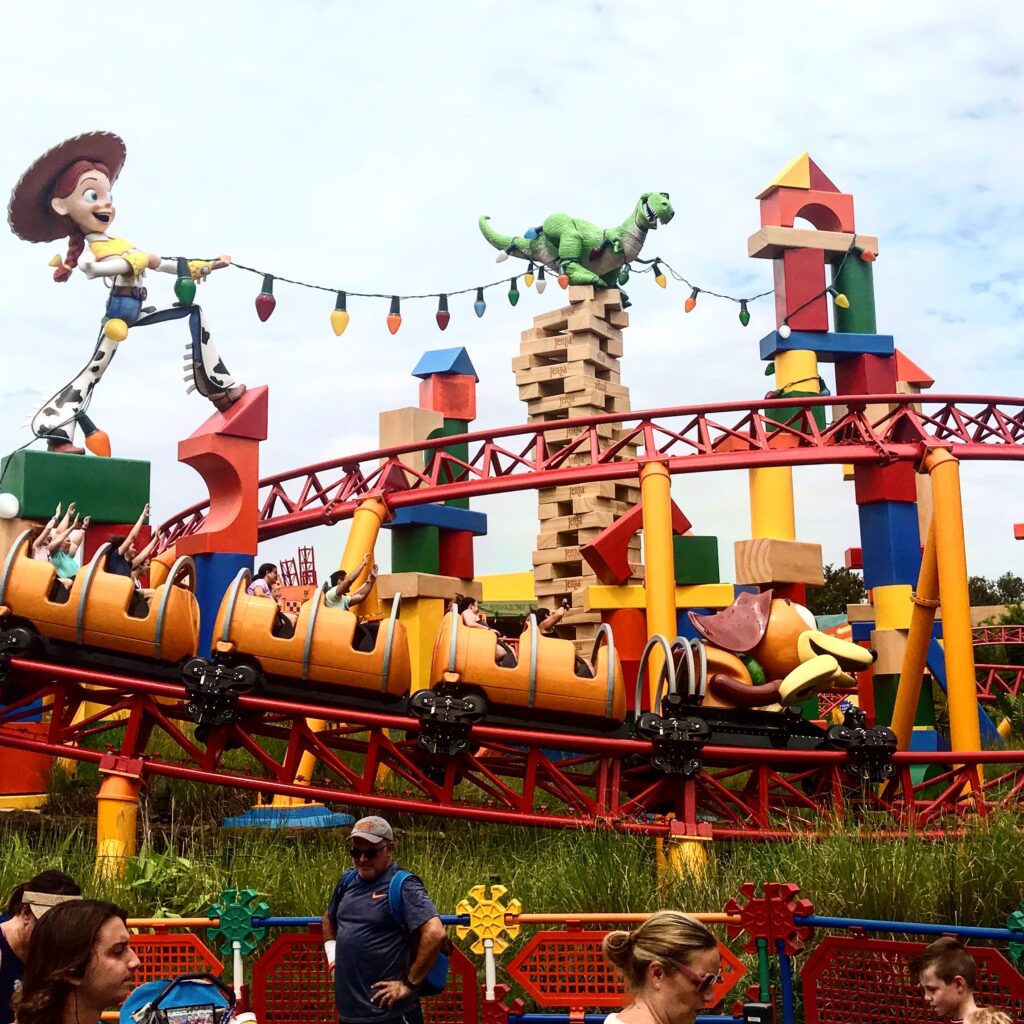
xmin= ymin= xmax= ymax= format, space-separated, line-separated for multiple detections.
xmin=508 ymin=912 xmax=740 ymax=925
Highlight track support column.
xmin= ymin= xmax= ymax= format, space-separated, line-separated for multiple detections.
xmin=640 ymin=460 xmax=676 ymax=709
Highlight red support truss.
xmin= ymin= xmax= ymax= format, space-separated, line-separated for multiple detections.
xmin=3 ymin=657 xmax=1024 ymax=839
xmin=158 ymin=395 xmax=1024 ymax=543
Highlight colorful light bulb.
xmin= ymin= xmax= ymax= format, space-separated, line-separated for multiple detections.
xmin=386 ymin=295 xmax=402 ymax=335
xmin=860 ymin=248 xmax=877 ymax=262
xmin=524 ymin=261 xmax=535 ymax=288
xmin=255 ymin=274 xmax=276 ymax=322
xmin=557 ymin=273 xmax=569 ymax=289
xmin=779 ymin=323 xmax=792 ymax=339
xmin=474 ymin=287 xmax=486 ymax=317
xmin=508 ymin=278 xmax=520 ymax=306
xmin=524 ymin=226 xmax=540 ymax=240
xmin=653 ymin=261 xmax=667 ymax=288
xmin=436 ymin=294 xmax=450 ymax=330
xmin=174 ymin=257 xmax=196 ymax=306
xmin=330 ymin=291 xmax=350 ymax=336
xmin=589 ymin=238 xmax=607 ymax=262
xmin=738 ymin=300 xmax=750 ymax=327
xmin=684 ymin=286 xmax=699 ymax=312
xmin=496 ymin=250 xmax=509 ymax=263
xmin=828 ymin=286 xmax=851 ymax=309
xmin=618 ymin=265 xmax=630 ymax=286
xmin=535 ymin=267 xmax=547 ymax=294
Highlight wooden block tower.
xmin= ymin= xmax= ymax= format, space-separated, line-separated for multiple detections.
xmin=514 ymin=285 xmax=641 ymax=646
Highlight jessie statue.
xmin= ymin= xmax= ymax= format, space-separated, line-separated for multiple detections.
xmin=7 ymin=131 xmax=245 ymax=454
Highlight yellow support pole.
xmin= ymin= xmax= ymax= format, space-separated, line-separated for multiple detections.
xmin=748 ymin=349 xmax=816 ymax=541
xmin=640 ymin=460 xmax=676 ymax=708
xmin=95 ymin=773 xmax=140 ymax=879
xmin=923 ymin=449 xmax=982 ymax=755
xmin=272 ymin=494 xmax=392 ymax=809
xmin=890 ymin=518 xmax=938 ymax=751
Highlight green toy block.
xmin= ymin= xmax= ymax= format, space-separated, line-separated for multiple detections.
xmin=391 ymin=524 xmax=439 ymax=574
xmin=0 ymin=450 xmax=150 ymax=524
xmin=672 ymin=535 xmax=720 ymax=585
xmin=426 ymin=418 xmax=470 ymax=509
xmin=765 ymin=389 xmax=827 ymax=432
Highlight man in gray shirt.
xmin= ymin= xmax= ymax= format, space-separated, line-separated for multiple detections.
xmin=322 ymin=817 xmax=447 ymax=1024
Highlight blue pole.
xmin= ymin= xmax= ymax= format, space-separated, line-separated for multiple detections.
xmin=253 ymin=915 xmax=470 ymax=927
xmin=775 ymin=940 xmax=795 ymax=1024
xmin=796 ymin=915 xmax=1024 ymax=942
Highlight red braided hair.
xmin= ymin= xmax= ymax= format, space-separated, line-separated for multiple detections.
xmin=50 ymin=159 xmax=111 ymax=283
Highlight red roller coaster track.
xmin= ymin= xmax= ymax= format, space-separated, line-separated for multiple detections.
xmin=159 ymin=394 xmax=1024 ymax=541
xmin=0 ymin=657 xmax=1021 ymax=839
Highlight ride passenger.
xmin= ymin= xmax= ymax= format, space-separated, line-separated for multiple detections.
xmin=247 ymin=563 xmax=298 ymax=635
xmin=533 ymin=599 xmax=594 ymax=679
xmin=458 ymin=596 xmax=516 ymax=667
xmin=910 ymin=937 xmax=1010 ymax=1024
xmin=324 ymin=554 xmax=375 ymax=611
xmin=105 ymin=504 xmax=151 ymax=577
xmin=31 ymin=504 xmax=78 ymax=565
xmin=51 ymin=515 xmax=89 ymax=589
xmin=601 ymin=911 xmax=722 ymax=1024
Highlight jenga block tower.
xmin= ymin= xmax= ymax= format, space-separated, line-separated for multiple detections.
xmin=515 ymin=285 xmax=640 ymax=647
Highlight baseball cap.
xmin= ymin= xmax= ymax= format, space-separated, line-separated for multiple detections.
xmin=348 ymin=816 xmax=394 ymax=845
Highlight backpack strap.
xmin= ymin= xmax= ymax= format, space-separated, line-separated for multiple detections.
xmin=327 ymin=867 xmax=358 ymax=921
xmin=387 ymin=869 xmax=412 ymax=929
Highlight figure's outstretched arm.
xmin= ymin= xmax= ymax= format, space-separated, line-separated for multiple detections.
xmin=132 ymin=531 xmax=161 ymax=570
xmin=335 ymin=553 xmax=372 ymax=597
xmin=46 ymin=504 xmax=77 ymax=553
xmin=67 ymin=516 xmax=90 ymax=557
xmin=347 ymin=567 xmax=377 ymax=608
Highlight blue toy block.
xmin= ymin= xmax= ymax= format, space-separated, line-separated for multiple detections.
xmin=851 ymin=621 xmax=874 ymax=643
xmin=411 ymin=347 xmax=479 ymax=381
xmin=909 ymin=729 xmax=950 ymax=752
xmin=760 ymin=330 xmax=895 ymax=363
xmin=386 ymin=503 xmax=487 ymax=535
xmin=194 ymin=551 xmax=252 ymax=657
xmin=223 ymin=806 xmax=355 ymax=829
xmin=676 ymin=609 xmax=706 ymax=641
xmin=926 ymin=638 xmax=1002 ymax=745
xmin=858 ymin=501 xmax=922 ymax=588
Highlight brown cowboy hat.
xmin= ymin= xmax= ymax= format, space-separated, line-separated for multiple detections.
xmin=7 ymin=131 xmax=126 ymax=243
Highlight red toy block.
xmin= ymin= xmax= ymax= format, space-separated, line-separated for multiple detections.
xmin=418 ymin=374 xmax=477 ymax=422
xmin=176 ymin=434 xmax=260 ymax=557
xmin=844 ymin=547 xmax=863 ymax=570
xmin=894 ymin=348 xmax=934 ymax=389
xmin=760 ymin=188 xmax=855 ymax=232
xmin=807 ymin=157 xmax=840 ymax=193
xmin=582 ymin=500 xmax=692 ymax=585
xmin=603 ymin=609 xmax=648 ymax=712
xmin=84 ymin=523 xmax=150 ymax=564
xmin=771 ymin=582 xmax=806 ymax=605
xmin=773 ymin=248 xmax=828 ymax=332
xmin=187 ymin=385 xmax=269 ymax=442
xmin=853 ymin=463 xmax=918 ymax=505
xmin=834 ymin=353 xmax=898 ymax=397
xmin=1015 ymin=523 xmax=1024 ymax=541
xmin=438 ymin=528 xmax=474 ymax=579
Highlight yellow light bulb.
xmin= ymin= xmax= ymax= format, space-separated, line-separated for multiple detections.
xmin=834 ymin=292 xmax=850 ymax=309
xmin=524 ymin=272 xmax=535 ymax=288
xmin=331 ymin=309 xmax=350 ymax=336
xmin=655 ymin=273 xmax=667 ymax=288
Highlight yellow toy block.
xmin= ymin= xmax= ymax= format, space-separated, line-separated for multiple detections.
xmin=585 ymin=583 xmax=735 ymax=611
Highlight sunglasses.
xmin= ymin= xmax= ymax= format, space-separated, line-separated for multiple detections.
xmin=348 ymin=845 xmax=384 ymax=861
xmin=673 ymin=962 xmax=723 ymax=996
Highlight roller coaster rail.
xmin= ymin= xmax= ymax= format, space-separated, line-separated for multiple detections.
xmin=158 ymin=394 xmax=1024 ymax=542
xmin=3 ymin=655 xmax=1024 ymax=839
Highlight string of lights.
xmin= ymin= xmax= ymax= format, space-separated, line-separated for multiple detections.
xmin=167 ymin=253 xmax=782 ymax=336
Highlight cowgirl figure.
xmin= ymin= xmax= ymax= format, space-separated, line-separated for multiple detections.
xmin=7 ymin=131 xmax=245 ymax=454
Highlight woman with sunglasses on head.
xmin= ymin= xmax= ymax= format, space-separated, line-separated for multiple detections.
xmin=602 ymin=911 xmax=722 ymax=1024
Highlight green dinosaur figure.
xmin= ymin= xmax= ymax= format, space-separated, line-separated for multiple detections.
xmin=479 ymin=192 xmax=674 ymax=306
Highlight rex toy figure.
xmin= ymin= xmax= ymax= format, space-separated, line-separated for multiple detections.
xmin=479 ymin=192 xmax=674 ymax=306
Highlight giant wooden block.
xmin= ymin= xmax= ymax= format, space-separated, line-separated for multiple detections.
xmin=734 ymin=538 xmax=824 ymax=586
xmin=438 ymin=528 xmax=474 ymax=580
xmin=834 ymin=353 xmax=898 ymax=397
xmin=759 ymin=186 xmax=855 ymax=233
xmin=773 ymin=248 xmax=828 ymax=332
xmin=376 ymin=572 xmax=480 ymax=602
xmin=748 ymin=226 xmax=879 ymax=260
xmin=379 ymin=407 xmax=445 ymax=474
xmin=853 ymin=463 xmax=918 ymax=505
xmin=586 ymin=583 xmax=736 ymax=611
xmin=870 ymin=628 xmax=908 ymax=675
xmin=673 ymin=535 xmax=720 ymax=585
xmin=0 ymin=449 xmax=150 ymax=525
xmin=418 ymin=374 xmax=477 ymax=422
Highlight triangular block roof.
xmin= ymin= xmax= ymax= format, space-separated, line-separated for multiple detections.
xmin=411 ymin=347 xmax=479 ymax=381
xmin=757 ymin=152 xmax=841 ymax=198
xmin=894 ymin=348 xmax=934 ymax=388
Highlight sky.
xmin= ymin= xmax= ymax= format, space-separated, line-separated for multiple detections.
xmin=1 ymin=2 xmax=1022 ymax=584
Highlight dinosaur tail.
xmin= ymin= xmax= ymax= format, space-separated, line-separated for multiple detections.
xmin=478 ymin=216 xmax=535 ymax=258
